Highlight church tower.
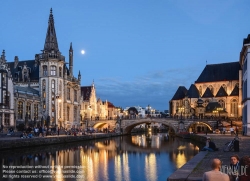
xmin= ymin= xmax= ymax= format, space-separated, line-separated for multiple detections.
xmin=38 ymin=8 xmax=65 ymax=127
xmin=36 ymin=9 xmax=81 ymax=128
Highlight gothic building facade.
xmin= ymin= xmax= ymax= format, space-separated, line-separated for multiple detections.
xmin=3 ymin=9 xmax=81 ymax=129
xmin=170 ymin=62 xmax=242 ymax=120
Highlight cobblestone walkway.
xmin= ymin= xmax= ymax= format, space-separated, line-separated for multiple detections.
xmin=188 ymin=134 xmax=250 ymax=179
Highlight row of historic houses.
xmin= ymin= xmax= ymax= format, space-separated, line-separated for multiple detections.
xmin=0 ymin=9 xmax=119 ymax=131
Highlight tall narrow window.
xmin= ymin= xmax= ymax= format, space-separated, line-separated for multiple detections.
xmin=34 ymin=104 xmax=38 ymax=120
xmin=51 ymin=66 xmax=56 ymax=76
xmin=43 ymin=65 xmax=47 ymax=76
xmin=67 ymin=107 xmax=70 ymax=121
xmin=74 ymin=107 xmax=77 ymax=121
xmin=59 ymin=67 xmax=62 ymax=77
xmin=67 ymin=88 xmax=70 ymax=100
xmin=218 ymin=100 xmax=225 ymax=109
xmin=74 ymin=90 xmax=77 ymax=102
xmin=231 ymin=99 xmax=238 ymax=117
xmin=51 ymin=80 xmax=55 ymax=121
xmin=18 ymin=101 xmax=23 ymax=119
xmin=4 ymin=114 xmax=9 ymax=126
xmin=26 ymin=103 xmax=31 ymax=119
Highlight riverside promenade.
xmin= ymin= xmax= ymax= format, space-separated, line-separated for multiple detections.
xmin=0 ymin=132 xmax=123 ymax=150
xmin=168 ymin=134 xmax=250 ymax=181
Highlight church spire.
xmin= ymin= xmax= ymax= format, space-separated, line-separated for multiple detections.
xmin=44 ymin=8 xmax=59 ymax=52
xmin=69 ymin=42 xmax=73 ymax=76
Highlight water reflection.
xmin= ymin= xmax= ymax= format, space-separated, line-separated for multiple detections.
xmin=0 ymin=133 xmax=201 ymax=181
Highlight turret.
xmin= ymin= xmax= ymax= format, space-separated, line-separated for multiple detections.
xmin=78 ymin=70 xmax=81 ymax=81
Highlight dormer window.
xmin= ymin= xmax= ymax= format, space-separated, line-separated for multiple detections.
xmin=51 ymin=66 xmax=56 ymax=76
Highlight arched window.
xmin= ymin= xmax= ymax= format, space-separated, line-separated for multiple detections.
xmin=218 ymin=99 xmax=225 ymax=109
xmin=26 ymin=103 xmax=31 ymax=119
xmin=209 ymin=85 xmax=214 ymax=95
xmin=43 ymin=65 xmax=47 ymax=76
xmin=199 ymin=86 xmax=202 ymax=96
xmin=51 ymin=66 xmax=56 ymax=76
xmin=59 ymin=67 xmax=62 ymax=77
xmin=222 ymin=84 xmax=227 ymax=92
xmin=18 ymin=101 xmax=23 ymax=119
xmin=231 ymin=99 xmax=238 ymax=117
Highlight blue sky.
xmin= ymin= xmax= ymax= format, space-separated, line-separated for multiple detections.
xmin=0 ymin=1 xmax=249 ymax=111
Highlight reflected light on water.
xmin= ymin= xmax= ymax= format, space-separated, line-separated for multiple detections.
xmin=123 ymin=152 xmax=130 ymax=181
xmin=175 ymin=151 xmax=187 ymax=168
xmin=115 ymin=155 xmax=122 ymax=181
xmin=145 ymin=154 xmax=157 ymax=181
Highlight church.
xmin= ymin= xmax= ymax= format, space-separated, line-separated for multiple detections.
xmin=170 ymin=61 xmax=242 ymax=121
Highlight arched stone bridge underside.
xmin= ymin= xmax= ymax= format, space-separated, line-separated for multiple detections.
xmin=90 ymin=118 xmax=217 ymax=134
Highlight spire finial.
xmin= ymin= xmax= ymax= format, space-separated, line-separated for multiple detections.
xmin=50 ymin=8 xmax=53 ymax=14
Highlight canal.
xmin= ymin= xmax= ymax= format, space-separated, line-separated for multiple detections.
xmin=0 ymin=133 xmax=201 ymax=181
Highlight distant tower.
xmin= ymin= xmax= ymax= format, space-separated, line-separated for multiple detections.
xmin=69 ymin=42 xmax=73 ymax=76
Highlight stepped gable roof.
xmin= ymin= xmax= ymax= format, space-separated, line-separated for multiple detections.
xmin=202 ymin=87 xmax=214 ymax=98
xmin=206 ymin=102 xmax=222 ymax=112
xmin=195 ymin=62 xmax=241 ymax=83
xmin=187 ymin=84 xmax=200 ymax=98
xmin=15 ymin=86 xmax=39 ymax=95
xmin=7 ymin=60 xmax=39 ymax=82
xmin=215 ymin=86 xmax=228 ymax=97
xmin=171 ymin=86 xmax=187 ymax=100
xmin=230 ymin=86 xmax=239 ymax=96
xmin=81 ymin=86 xmax=92 ymax=101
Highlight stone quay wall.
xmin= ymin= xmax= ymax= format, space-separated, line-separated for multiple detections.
xmin=0 ymin=133 xmax=124 ymax=151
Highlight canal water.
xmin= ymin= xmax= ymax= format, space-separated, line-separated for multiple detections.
xmin=0 ymin=133 xmax=201 ymax=181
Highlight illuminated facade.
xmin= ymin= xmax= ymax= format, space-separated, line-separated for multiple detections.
xmin=170 ymin=62 xmax=242 ymax=119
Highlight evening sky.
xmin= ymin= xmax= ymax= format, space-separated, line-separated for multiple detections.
xmin=0 ymin=1 xmax=249 ymax=111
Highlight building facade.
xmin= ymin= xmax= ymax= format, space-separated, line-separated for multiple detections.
xmin=170 ymin=62 xmax=242 ymax=120
xmin=240 ymin=34 xmax=250 ymax=135
xmin=6 ymin=9 xmax=81 ymax=129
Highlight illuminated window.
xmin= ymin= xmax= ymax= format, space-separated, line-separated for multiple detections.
xmin=26 ymin=103 xmax=31 ymax=119
xmin=18 ymin=101 xmax=23 ymax=119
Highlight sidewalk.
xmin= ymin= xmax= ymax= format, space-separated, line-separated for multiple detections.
xmin=168 ymin=133 xmax=250 ymax=181
xmin=188 ymin=134 xmax=250 ymax=180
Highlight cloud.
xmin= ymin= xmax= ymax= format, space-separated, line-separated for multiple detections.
xmin=94 ymin=66 xmax=201 ymax=110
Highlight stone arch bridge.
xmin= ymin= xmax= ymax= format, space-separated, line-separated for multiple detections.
xmin=89 ymin=118 xmax=218 ymax=134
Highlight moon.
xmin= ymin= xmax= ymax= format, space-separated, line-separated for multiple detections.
xmin=81 ymin=50 xmax=85 ymax=54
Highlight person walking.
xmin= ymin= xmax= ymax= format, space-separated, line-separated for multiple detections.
xmin=229 ymin=155 xmax=240 ymax=181
xmin=202 ymin=158 xmax=229 ymax=181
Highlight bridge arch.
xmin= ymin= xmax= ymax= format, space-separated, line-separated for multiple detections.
xmin=186 ymin=121 xmax=214 ymax=132
xmin=123 ymin=119 xmax=177 ymax=134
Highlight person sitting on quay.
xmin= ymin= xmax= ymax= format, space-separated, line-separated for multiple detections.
xmin=228 ymin=154 xmax=240 ymax=181
xmin=20 ymin=132 xmax=27 ymax=138
xmin=202 ymin=158 xmax=229 ymax=181
xmin=201 ymin=137 xmax=218 ymax=151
